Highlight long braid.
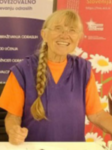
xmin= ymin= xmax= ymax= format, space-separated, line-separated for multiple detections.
xmin=31 ymin=42 xmax=48 ymax=120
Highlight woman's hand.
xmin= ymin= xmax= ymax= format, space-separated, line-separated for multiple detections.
xmin=5 ymin=112 xmax=28 ymax=145
xmin=8 ymin=125 xmax=28 ymax=145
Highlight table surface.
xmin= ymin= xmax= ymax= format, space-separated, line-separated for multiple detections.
xmin=0 ymin=142 xmax=107 ymax=150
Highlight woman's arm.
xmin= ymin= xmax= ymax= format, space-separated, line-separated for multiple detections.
xmin=88 ymin=110 xmax=112 ymax=134
xmin=5 ymin=112 xmax=28 ymax=145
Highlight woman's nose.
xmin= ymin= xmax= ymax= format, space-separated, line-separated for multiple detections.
xmin=60 ymin=29 xmax=70 ymax=38
xmin=61 ymin=29 xmax=69 ymax=34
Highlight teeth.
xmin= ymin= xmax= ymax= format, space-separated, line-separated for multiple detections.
xmin=57 ymin=41 xmax=69 ymax=46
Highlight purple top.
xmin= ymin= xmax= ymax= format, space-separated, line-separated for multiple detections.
xmin=11 ymin=54 xmax=91 ymax=141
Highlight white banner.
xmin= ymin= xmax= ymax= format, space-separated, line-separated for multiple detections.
xmin=0 ymin=0 xmax=53 ymax=19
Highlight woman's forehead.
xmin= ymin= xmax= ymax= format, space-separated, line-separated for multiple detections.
xmin=48 ymin=17 xmax=79 ymax=28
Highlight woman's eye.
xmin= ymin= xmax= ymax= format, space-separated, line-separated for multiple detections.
xmin=54 ymin=27 xmax=62 ymax=32
xmin=70 ymin=29 xmax=76 ymax=32
xmin=55 ymin=27 xmax=61 ymax=30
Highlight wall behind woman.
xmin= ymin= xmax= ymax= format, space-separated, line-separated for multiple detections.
xmin=0 ymin=0 xmax=54 ymax=84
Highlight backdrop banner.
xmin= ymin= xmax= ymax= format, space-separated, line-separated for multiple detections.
xmin=57 ymin=0 xmax=112 ymax=143
xmin=0 ymin=0 xmax=54 ymax=83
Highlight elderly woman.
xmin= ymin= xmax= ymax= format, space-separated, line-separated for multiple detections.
xmin=0 ymin=9 xmax=112 ymax=145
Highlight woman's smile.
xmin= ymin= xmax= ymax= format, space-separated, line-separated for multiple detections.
xmin=56 ymin=41 xmax=70 ymax=46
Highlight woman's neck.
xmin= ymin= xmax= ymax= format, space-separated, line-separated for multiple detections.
xmin=47 ymin=51 xmax=67 ymax=63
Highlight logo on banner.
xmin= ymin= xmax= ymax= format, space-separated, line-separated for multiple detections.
xmin=86 ymin=19 xmax=104 ymax=31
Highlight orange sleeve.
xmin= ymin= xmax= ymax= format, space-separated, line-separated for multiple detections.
xmin=0 ymin=72 xmax=24 ymax=117
xmin=86 ymin=70 xmax=103 ymax=115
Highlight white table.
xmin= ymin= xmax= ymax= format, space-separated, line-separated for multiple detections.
xmin=108 ymin=141 xmax=112 ymax=150
xmin=0 ymin=142 xmax=107 ymax=150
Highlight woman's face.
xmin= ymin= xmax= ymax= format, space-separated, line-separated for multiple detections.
xmin=41 ymin=18 xmax=83 ymax=57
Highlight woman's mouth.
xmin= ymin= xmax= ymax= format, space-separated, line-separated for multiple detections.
xmin=56 ymin=41 xmax=70 ymax=46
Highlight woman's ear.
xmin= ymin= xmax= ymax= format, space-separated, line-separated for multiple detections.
xmin=41 ymin=29 xmax=47 ymax=42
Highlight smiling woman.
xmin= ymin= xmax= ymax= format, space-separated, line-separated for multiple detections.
xmin=0 ymin=9 xmax=112 ymax=144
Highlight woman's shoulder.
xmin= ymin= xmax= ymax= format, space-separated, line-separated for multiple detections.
xmin=68 ymin=55 xmax=91 ymax=84
xmin=10 ymin=54 xmax=38 ymax=88
xmin=20 ymin=54 xmax=38 ymax=65
xmin=68 ymin=54 xmax=91 ymax=66
xmin=10 ymin=54 xmax=38 ymax=79
xmin=11 ymin=54 xmax=38 ymax=70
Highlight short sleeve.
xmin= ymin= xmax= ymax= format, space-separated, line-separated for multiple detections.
xmin=86 ymin=70 xmax=103 ymax=115
xmin=0 ymin=72 xmax=24 ymax=117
